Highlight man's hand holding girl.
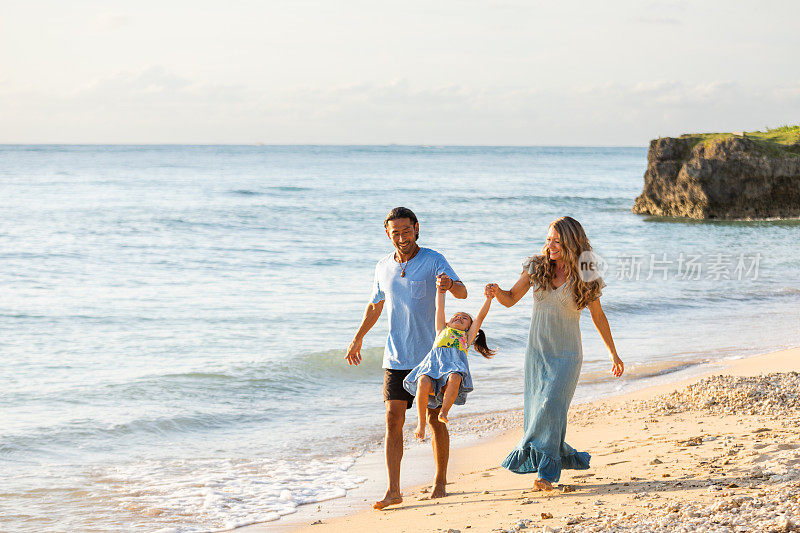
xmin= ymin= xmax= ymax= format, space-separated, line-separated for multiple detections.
xmin=436 ymin=274 xmax=454 ymax=293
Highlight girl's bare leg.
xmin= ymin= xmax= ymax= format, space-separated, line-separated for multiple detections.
xmin=437 ymin=373 xmax=462 ymax=423
xmin=415 ymin=376 xmax=433 ymax=440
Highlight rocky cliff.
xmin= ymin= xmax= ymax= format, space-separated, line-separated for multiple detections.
xmin=632 ymin=133 xmax=800 ymax=219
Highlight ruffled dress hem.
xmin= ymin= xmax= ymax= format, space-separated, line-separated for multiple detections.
xmin=500 ymin=444 xmax=590 ymax=483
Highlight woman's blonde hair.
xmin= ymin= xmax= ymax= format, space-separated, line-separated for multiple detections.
xmin=527 ymin=216 xmax=603 ymax=310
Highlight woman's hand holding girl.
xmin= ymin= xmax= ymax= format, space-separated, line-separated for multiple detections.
xmin=484 ymin=283 xmax=497 ymax=299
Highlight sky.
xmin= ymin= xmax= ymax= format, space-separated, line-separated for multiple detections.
xmin=1 ymin=0 xmax=799 ymax=145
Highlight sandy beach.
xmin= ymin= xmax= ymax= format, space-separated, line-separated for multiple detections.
xmin=245 ymin=347 xmax=800 ymax=533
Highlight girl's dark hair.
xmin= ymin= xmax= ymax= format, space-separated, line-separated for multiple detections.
xmin=473 ymin=329 xmax=496 ymax=359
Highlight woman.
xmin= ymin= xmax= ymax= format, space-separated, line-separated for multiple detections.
xmin=487 ymin=216 xmax=623 ymax=491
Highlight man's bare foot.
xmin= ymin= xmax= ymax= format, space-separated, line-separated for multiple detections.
xmin=533 ymin=478 xmax=553 ymax=491
xmin=430 ymin=482 xmax=447 ymax=499
xmin=437 ymin=412 xmax=449 ymax=424
xmin=373 ymin=492 xmax=403 ymax=510
xmin=414 ymin=424 xmax=425 ymax=440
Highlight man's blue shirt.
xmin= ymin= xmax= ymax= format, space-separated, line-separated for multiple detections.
xmin=370 ymin=247 xmax=460 ymax=369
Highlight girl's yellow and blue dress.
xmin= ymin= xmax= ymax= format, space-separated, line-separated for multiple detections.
xmin=402 ymin=327 xmax=474 ymax=408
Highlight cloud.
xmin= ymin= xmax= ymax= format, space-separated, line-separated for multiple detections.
xmin=280 ymin=78 xmax=541 ymax=115
xmin=0 ymin=68 xmax=795 ymax=144
xmin=573 ymin=80 xmax=743 ymax=108
xmin=66 ymin=66 xmax=246 ymax=107
xmin=94 ymin=13 xmax=131 ymax=32
xmin=634 ymin=80 xmax=739 ymax=105
xmin=631 ymin=1 xmax=687 ymax=25
xmin=772 ymin=82 xmax=800 ymax=101
xmin=75 ymin=66 xmax=192 ymax=97
xmin=642 ymin=0 xmax=688 ymax=12
xmin=631 ymin=15 xmax=682 ymax=25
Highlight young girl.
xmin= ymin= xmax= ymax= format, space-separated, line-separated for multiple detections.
xmin=403 ymin=275 xmax=496 ymax=439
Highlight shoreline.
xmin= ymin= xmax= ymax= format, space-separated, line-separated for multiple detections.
xmin=241 ymin=345 xmax=800 ymax=532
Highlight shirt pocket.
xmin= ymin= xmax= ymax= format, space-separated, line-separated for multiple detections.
xmin=410 ymin=280 xmax=426 ymax=300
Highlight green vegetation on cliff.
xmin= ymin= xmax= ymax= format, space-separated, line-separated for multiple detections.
xmin=678 ymin=125 xmax=800 ymax=158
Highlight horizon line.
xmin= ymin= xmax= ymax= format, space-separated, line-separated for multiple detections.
xmin=0 ymin=142 xmax=650 ymax=148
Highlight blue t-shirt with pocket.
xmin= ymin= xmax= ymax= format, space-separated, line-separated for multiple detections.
xmin=370 ymin=247 xmax=460 ymax=369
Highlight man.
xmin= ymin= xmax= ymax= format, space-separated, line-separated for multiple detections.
xmin=346 ymin=206 xmax=467 ymax=510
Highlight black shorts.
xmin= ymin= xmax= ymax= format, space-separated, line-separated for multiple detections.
xmin=383 ymin=369 xmax=415 ymax=410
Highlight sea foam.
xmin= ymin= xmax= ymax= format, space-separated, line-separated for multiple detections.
xmin=96 ymin=454 xmax=365 ymax=532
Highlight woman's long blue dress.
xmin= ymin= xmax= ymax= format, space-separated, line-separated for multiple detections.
xmin=501 ymin=258 xmax=601 ymax=483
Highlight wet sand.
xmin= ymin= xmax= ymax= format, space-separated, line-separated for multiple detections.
xmin=244 ymin=347 xmax=800 ymax=532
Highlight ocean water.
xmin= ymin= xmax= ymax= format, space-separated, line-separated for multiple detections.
xmin=1 ymin=145 xmax=799 ymax=532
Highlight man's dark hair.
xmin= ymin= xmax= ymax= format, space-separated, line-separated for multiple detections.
xmin=384 ymin=207 xmax=419 ymax=240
